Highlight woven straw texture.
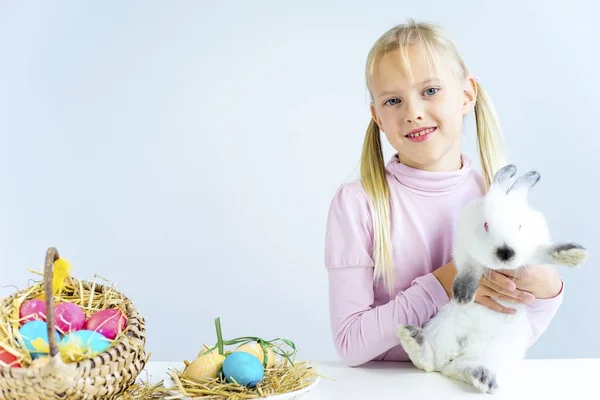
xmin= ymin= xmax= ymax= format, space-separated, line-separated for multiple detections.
xmin=0 ymin=247 xmax=148 ymax=399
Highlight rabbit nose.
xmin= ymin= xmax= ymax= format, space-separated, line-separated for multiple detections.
xmin=496 ymin=245 xmax=515 ymax=261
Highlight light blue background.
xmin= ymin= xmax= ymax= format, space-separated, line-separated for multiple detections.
xmin=1 ymin=0 xmax=598 ymax=363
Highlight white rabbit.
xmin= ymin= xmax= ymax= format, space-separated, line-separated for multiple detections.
xmin=395 ymin=164 xmax=588 ymax=394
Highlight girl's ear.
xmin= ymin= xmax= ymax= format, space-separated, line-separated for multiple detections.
xmin=370 ymin=102 xmax=383 ymax=129
xmin=461 ymin=76 xmax=478 ymax=115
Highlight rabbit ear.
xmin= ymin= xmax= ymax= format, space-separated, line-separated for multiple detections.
xmin=507 ymin=170 xmax=541 ymax=196
xmin=491 ymin=164 xmax=517 ymax=194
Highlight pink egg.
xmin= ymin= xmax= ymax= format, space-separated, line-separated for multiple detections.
xmin=83 ymin=309 xmax=127 ymax=340
xmin=19 ymin=299 xmax=47 ymax=324
xmin=54 ymin=302 xmax=86 ymax=334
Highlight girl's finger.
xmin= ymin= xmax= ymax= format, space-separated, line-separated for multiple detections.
xmin=498 ymin=267 xmax=530 ymax=284
xmin=480 ymin=277 xmax=520 ymax=299
xmin=481 ymin=277 xmax=514 ymax=295
xmin=476 ymin=295 xmax=516 ymax=314
xmin=481 ymin=279 xmax=535 ymax=304
xmin=483 ymin=269 xmax=517 ymax=291
xmin=478 ymin=285 xmax=518 ymax=303
xmin=489 ymin=287 xmax=533 ymax=304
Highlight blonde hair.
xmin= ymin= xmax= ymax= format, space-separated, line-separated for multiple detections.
xmin=361 ymin=19 xmax=507 ymax=294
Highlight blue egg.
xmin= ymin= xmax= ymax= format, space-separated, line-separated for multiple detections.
xmin=18 ymin=320 xmax=61 ymax=359
xmin=59 ymin=330 xmax=111 ymax=354
xmin=222 ymin=351 xmax=265 ymax=387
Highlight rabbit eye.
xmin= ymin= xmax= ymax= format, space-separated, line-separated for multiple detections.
xmin=484 ymin=222 xmax=489 ymax=232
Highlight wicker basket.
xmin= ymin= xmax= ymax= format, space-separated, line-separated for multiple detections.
xmin=0 ymin=247 xmax=148 ymax=399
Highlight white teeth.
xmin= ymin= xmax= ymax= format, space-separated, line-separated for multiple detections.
xmin=407 ymin=128 xmax=435 ymax=138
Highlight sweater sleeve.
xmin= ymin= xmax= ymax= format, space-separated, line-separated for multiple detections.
xmin=525 ymin=279 xmax=564 ymax=347
xmin=324 ymin=183 xmax=450 ymax=367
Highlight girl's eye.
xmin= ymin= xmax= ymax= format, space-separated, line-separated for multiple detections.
xmin=484 ymin=222 xmax=489 ymax=232
xmin=384 ymin=98 xmax=401 ymax=106
xmin=424 ymin=87 xmax=439 ymax=96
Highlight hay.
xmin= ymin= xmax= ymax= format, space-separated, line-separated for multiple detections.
xmin=166 ymin=359 xmax=320 ymax=399
xmin=0 ymin=270 xmax=128 ymax=367
xmin=114 ymin=377 xmax=173 ymax=400
xmin=160 ymin=318 xmax=324 ymax=399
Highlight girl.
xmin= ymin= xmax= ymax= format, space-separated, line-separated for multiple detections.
xmin=324 ymin=20 xmax=564 ymax=367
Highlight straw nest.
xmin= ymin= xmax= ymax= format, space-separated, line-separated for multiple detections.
xmin=162 ymin=318 xmax=322 ymax=399
xmin=166 ymin=358 xmax=320 ymax=399
xmin=0 ymin=247 xmax=150 ymax=399
xmin=0 ymin=272 xmax=132 ymax=367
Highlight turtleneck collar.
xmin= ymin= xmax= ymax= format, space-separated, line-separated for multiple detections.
xmin=385 ymin=154 xmax=473 ymax=195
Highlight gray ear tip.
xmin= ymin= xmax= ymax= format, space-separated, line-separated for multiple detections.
xmin=526 ymin=170 xmax=541 ymax=183
xmin=493 ymin=164 xmax=518 ymax=182
xmin=500 ymin=164 xmax=517 ymax=173
xmin=505 ymin=169 xmax=542 ymax=194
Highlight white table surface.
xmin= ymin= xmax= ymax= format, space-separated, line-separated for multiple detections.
xmin=143 ymin=358 xmax=599 ymax=399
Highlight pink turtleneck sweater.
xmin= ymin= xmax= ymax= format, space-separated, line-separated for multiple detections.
xmin=324 ymin=154 xmax=563 ymax=367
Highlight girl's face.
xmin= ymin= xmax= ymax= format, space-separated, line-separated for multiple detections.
xmin=369 ymin=46 xmax=477 ymax=172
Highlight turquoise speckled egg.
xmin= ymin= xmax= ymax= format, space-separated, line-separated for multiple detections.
xmin=222 ymin=351 xmax=265 ymax=387
xmin=60 ymin=330 xmax=111 ymax=354
xmin=18 ymin=320 xmax=61 ymax=359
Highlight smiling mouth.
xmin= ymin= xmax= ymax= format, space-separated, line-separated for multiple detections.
xmin=405 ymin=127 xmax=437 ymax=138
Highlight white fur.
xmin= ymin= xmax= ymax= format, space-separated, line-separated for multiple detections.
xmin=396 ymin=165 xmax=588 ymax=394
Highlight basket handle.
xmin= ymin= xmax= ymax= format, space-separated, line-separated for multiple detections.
xmin=43 ymin=247 xmax=60 ymax=357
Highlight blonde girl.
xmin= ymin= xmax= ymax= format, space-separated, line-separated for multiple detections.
xmin=324 ymin=19 xmax=564 ymax=366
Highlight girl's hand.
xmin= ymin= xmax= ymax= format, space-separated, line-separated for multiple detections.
xmin=475 ymin=270 xmax=536 ymax=314
xmin=433 ymin=261 xmax=536 ymax=314
xmin=497 ymin=265 xmax=563 ymax=300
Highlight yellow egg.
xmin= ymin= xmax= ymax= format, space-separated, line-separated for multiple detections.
xmin=234 ymin=342 xmax=276 ymax=368
xmin=183 ymin=352 xmax=226 ymax=380
xmin=197 ymin=344 xmax=217 ymax=357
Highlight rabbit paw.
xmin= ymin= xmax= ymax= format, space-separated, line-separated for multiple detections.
xmin=470 ymin=366 xmax=498 ymax=394
xmin=396 ymin=325 xmax=429 ymax=371
xmin=453 ymin=272 xmax=478 ymax=304
xmin=398 ymin=324 xmax=424 ymax=346
xmin=551 ymin=243 xmax=588 ymax=266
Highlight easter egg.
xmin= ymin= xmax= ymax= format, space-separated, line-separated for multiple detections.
xmin=54 ymin=302 xmax=86 ymax=334
xmin=18 ymin=320 xmax=61 ymax=359
xmin=0 ymin=346 xmax=21 ymax=368
xmin=19 ymin=299 xmax=47 ymax=324
xmin=84 ymin=308 xmax=127 ymax=340
xmin=222 ymin=351 xmax=265 ymax=388
xmin=184 ymin=352 xmax=226 ymax=380
xmin=234 ymin=342 xmax=276 ymax=368
xmin=59 ymin=330 xmax=111 ymax=362
xmin=197 ymin=344 xmax=217 ymax=357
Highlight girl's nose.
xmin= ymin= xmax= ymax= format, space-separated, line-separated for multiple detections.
xmin=405 ymin=114 xmax=423 ymax=123
xmin=404 ymin=100 xmax=424 ymax=123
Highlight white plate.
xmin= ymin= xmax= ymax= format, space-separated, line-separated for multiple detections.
xmin=162 ymin=368 xmax=320 ymax=399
